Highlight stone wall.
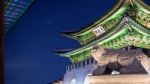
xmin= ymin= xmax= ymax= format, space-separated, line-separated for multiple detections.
xmin=63 ymin=58 xmax=97 ymax=84
xmin=63 ymin=51 xmax=150 ymax=84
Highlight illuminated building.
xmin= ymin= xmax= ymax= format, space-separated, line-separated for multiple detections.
xmin=4 ymin=0 xmax=35 ymax=34
xmin=54 ymin=0 xmax=150 ymax=84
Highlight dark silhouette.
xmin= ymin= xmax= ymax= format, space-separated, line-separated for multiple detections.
xmin=0 ymin=0 xmax=4 ymax=84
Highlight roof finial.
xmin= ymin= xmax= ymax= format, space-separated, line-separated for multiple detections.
xmin=122 ymin=0 xmax=134 ymax=6
xmin=128 ymin=0 xmax=134 ymax=7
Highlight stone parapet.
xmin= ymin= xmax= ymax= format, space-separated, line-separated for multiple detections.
xmin=66 ymin=58 xmax=97 ymax=72
xmin=87 ymin=74 xmax=150 ymax=84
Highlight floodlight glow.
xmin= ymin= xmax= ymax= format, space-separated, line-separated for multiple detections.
xmin=84 ymin=75 xmax=90 ymax=84
xmin=70 ymin=79 xmax=76 ymax=84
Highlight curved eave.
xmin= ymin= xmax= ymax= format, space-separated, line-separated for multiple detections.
xmin=63 ymin=0 xmax=128 ymax=37
xmin=4 ymin=0 xmax=35 ymax=34
xmin=58 ymin=17 xmax=150 ymax=57
xmin=59 ymin=28 xmax=128 ymax=57
xmin=61 ymin=0 xmax=150 ymax=38
xmin=5 ymin=0 xmax=12 ymax=9
xmin=53 ymin=49 xmax=74 ymax=56
xmin=135 ymin=0 xmax=150 ymax=13
xmin=60 ymin=32 xmax=78 ymax=40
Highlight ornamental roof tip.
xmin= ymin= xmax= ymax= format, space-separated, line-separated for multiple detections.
xmin=53 ymin=48 xmax=74 ymax=54
xmin=61 ymin=21 xmax=96 ymax=36
xmin=61 ymin=24 xmax=94 ymax=35
xmin=61 ymin=29 xmax=79 ymax=35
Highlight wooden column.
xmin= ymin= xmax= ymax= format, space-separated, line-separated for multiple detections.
xmin=0 ymin=0 xmax=4 ymax=84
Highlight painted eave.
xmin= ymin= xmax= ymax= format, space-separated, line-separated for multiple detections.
xmin=58 ymin=17 xmax=150 ymax=57
xmin=62 ymin=0 xmax=129 ymax=38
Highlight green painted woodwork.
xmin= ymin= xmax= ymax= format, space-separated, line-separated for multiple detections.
xmin=63 ymin=0 xmax=150 ymax=46
xmin=62 ymin=0 xmax=127 ymax=42
xmin=71 ymin=1 xmax=130 ymax=45
xmin=58 ymin=16 xmax=150 ymax=63
xmin=75 ymin=32 xmax=95 ymax=45
xmin=56 ymin=0 xmax=150 ymax=63
xmin=70 ymin=49 xmax=91 ymax=63
xmin=69 ymin=3 xmax=130 ymax=45
xmin=128 ymin=0 xmax=150 ymax=28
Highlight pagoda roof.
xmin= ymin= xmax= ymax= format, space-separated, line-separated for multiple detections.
xmin=57 ymin=16 xmax=150 ymax=63
xmin=61 ymin=0 xmax=150 ymax=40
xmin=61 ymin=0 xmax=127 ymax=36
xmin=56 ymin=0 xmax=150 ymax=63
xmin=4 ymin=0 xmax=35 ymax=34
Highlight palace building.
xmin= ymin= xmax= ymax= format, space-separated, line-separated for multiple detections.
xmin=54 ymin=0 xmax=150 ymax=84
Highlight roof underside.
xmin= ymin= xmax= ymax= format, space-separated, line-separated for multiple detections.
xmin=4 ymin=0 xmax=35 ymax=34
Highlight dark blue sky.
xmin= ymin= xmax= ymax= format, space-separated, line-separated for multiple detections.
xmin=4 ymin=0 xmax=150 ymax=84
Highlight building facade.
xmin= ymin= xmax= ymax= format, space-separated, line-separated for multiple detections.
xmin=64 ymin=58 xmax=97 ymax=84
xmin=54 ymin=0 xmax=150 ymax=84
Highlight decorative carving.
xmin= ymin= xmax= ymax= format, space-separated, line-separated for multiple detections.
xmin=91 ymin=45 xmax=150 ymax=75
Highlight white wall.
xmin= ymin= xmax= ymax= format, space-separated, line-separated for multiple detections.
xmin=64 ymin=57 xmax=150 ymax=84
xmin=64 ymin=58 xmax=97 ymax=84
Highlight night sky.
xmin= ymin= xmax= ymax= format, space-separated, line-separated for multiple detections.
xmin=4 ymin=0 xmax=150 ymax=84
